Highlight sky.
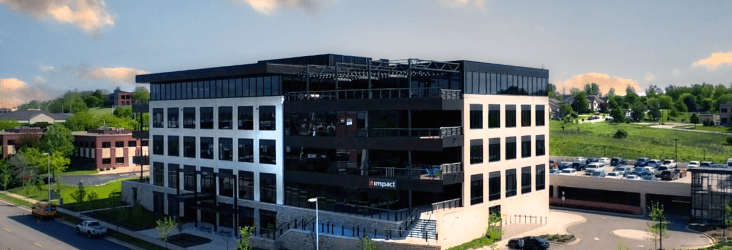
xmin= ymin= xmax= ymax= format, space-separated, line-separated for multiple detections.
xmin=1 ymin=0 xmax=731 ymax=108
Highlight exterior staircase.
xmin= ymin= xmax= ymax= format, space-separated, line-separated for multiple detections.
xmin=407 ymin=219 xmax=437 ymax=240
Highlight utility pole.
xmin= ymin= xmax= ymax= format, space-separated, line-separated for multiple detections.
xmin=674 ymin=139 xmax=678 ymax=162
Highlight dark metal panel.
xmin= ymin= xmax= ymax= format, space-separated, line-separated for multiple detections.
xmin=284 ymin=171 xmax=444 ymax=193
xmin=442 ymin=172 xmax=464 ymax=185
xmin=459 ymin=61 xmax=549 ymax=78
xmin=442 ymin=135 xmax=463 ymax=148
xmin=285 ymin=98 xmax=463 ymax=112
xmin=284 ymin=136 xmax=448 ymax=151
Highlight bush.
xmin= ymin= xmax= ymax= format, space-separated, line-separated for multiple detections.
xmin=613 ymin=129 xmax=628 ymax=139
xmin=727 ymin=136 xmax=732 ymax=145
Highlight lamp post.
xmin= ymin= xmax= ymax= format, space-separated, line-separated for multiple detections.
xmin=674 ymin=138 xmax=678 ymax=162
xmin=43 ymin=153 xmax=50 ymax=202
xmin=562 ymin=191 xmax=565 ymax=207
xmin=308 ymin=197 xmax=319 ymax=250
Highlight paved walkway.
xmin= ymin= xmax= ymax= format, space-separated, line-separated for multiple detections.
xmin=61 ymin=166 xmax=148 ymax=186
xmin=649 ymin=124 xmax=731 ymax=135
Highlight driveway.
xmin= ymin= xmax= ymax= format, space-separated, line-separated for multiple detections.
xmin=60 ymin=171 xmax=146 ymax=186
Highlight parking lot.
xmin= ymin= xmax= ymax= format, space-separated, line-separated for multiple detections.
xmin=549 ymin=156 xmax=697 ymax=183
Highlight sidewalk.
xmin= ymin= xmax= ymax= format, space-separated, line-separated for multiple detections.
xmin=1 ymin=190 xmax=40 ymax=204
xmin=472 ymin=210 xmax=587 ymax=250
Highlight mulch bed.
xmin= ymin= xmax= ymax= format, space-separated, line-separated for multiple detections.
xmin=539 ymin=234 xmax=576 ymax=243
xmin=167 ymin=233 xmax=212 ymax=247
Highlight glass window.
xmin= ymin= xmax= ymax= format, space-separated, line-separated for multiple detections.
xmin=536 ymin=135 xmax=546 ymax=156
xmin=250 ymin=78 xmax=256 ymax=97
xmin=479 ymin=72 xmax=487 ymax=94
xmin=506 ymin=169 xmax=517 ymax=197
xmin=470 ymin=104 xmax=482 ymax=129
xmin=489 ymin=138 xmax=500 ymax=162
xmin=536 ymin=105 xmax=545 ymax=126
xmin=489 ymin=171 xmax=500 ymax=201
xmin=235 ymin=78 xmax=243 ymax=97
xmin=216 ymin=80 xmax=223 ymax=98
xmin=470 ymin=174 xmax=483 ymax=205
xmin=219 ymin=169 xmax=234 ymax=197
xmin=536 ymin=164 xmax=546 ymax=191
xmin=128 ymin=141 xmax=137 ymax=147
xmin=200 ymin=137 xmax=214 ymax=159
xmin=489 ymin=104 xmax=500 ymax=128
xmin=219 ymin=106 xmax=233 ymax=129
xmin=238 ymin=139 xmax=254 ymax=162
xmin=184 ymin=165 xmax=195 ymax=191
xmin=506 ymin=136 xmax=516 ymax=160
xmin=242 ymin=78 xmax=250 ymax=97
xmin=272 ymin=76 xmax=281 ymax=95
xmin=521 ymin=105 xmax=531 ymax=127
xmin=168 ymin=164 xmax=178 ymax=189
xmin=490 ymin=73 xmax=497 ymax=95
xmin=192 ymin=82 xmax=198 ymax=99
xmin=223 ymin=79 xmax=229 ymax=98
xmin=167 ymin=108 xmax=179 ymax=128
xmin=168 ymin=136 xmax=179 ymax=156
xmin=153 ymin=135 xmax=164 ymax=155
xmin=102 ymin=142 xmax=110 ymax=148
xmin=183 ymin=136 xmax=196 ymax=158
xmin=505 ymin=105 xmax=516 ymax=128
xmin=259 ymin=106 xmax=276 ymax=130
xmin=465 ymin=72 xmax=473 ymax=94
xmin=183 ymin=107 xmax=195 ymax=129
xmin=201 ymin=167 xmax=214 ymax=194
xmin=260 ymin=173 xmax=276 ymax=203
xmin=116 ymin=157 xmax=124 ymax=163
xmin=257 ymin=77 xmax=264 ymax=96
xmin=238 ymin=171 xmax=254 ymax=200
xmin=153 ymin=162 xmax=164 ymax=186
xmin=219 ymin=138 xmax=233 ymax=161
xmin=115 ymin=141 xmax=124 ymax=147
xmin=522 ymin=166 xmax=532 ymax=194
xmin=200 ymin=107 xmax=213 ymax=129
xmin=102 ymin=158 xmax=111 ymax=164
xmin=259 ymin=139 xmax=276 ymax=164
xmin=238 ymin=106 xmax=253 ymax=130
xmin=153 ymin=108 xmax=164 ymax=128
xmin=501 ymin=74 xmax=508 ymax=94
xmin=264 ymin=76 xmax=272 ymax=96
xmin=470 ymin=139 xmax=483 ymax=164
xmin=521 ymin=135 xmax=531 ymax=158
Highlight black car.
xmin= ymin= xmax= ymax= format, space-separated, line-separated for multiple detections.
xmin=635 ymin=157 xmax=649 ymax=167
xmin=610 ymin=157 xmax=624 ymax=166
xmin=507 ymin=236 xmax=550 ymax=250
xmin=586 ymin=157 xmax=599 ymax=165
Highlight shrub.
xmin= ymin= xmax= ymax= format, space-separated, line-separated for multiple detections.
xmin=727 ymin=136 xmax=732 ymax=145
xmin=613 ymin=129 xmax=628 ymax=139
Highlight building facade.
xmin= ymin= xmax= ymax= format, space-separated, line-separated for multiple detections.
xmin=690 ymin=167 xmax=732 ymax=224
xmin=109 ymin=89 xmax=133 ymax=107
xmin=720 ymin=101 xmax=732 ymax=126
xmin=72 ymin=128 xmax=148 ymax=170
xmin=125 ymin=54 xmax=549 ymax=248
xmin=0 ymin=127 xmax=44 ymax=159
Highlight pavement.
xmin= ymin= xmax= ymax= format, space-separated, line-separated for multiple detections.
xmin=60 ymin=165 xmax=148 ymax=186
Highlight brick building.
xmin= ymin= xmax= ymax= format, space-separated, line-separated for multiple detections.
xmin=73 ymin=128 xmax=149 ymax=170
xmin=0 ymin=127 xmax=45 ymax=159
xmin=109 ymin=88 xmax=133 ymax=107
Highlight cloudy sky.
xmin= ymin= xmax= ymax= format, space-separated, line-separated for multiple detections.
xmin=1 ymin=0 xmax=731 ymax=108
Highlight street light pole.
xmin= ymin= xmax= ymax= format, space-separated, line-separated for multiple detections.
xmin=308 ymin=197 xmax=319 ymax=250
xmin=43 ymin=153 xmax=50 ymax=202
xmin=674 ymin=139 xmax=678 ymax=162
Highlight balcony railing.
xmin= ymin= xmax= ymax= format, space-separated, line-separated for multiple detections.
xmin=432 ymin=198 xmax=462 ymax=212
xmin=368 ymin=126 xmax=461 ymax=138
xmin=372 ymin=162 xmax=462 ymax=180
xmin=284 ymin=87 xmax=462 ymax=101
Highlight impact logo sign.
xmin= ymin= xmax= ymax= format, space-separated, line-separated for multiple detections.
xmin=369 ymin=179 xmax=397 ymax=189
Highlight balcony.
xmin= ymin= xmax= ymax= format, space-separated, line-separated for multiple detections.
xmin=370 ymin=162 xmax=463 ymax=185
xmin=133 ymin=155 xmax=149 ymax=165
xmin=132 ymin=99 xmax=149 ymax=113
xmin=284 ymin=88 xmax=463 ymax=111
xmin=368 ymin=127 xmax=461 ymax=138
xmin=285 ymin=127 xmax=462 ymax=151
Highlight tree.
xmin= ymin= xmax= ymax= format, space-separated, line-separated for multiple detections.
xmin=679 ymin=93 xmax=696 ymax=112
xmin=560 ymin=104 xmax=573 ymax=119
xmin=132 ymin=87 xmax=150 ymax=102
xmin=716 ymin=94 xmax=732 ymax=112
xmin=647 ymin=201 xmax=669 ymax=250
xmin=40 ymin=124 xmax=74 ymax=157
xmin=70 ymin=183 xmax=87 ymax=203
xmin=64 ymin=111 xmax=99 ymax=131
xmin=486 ymin=211 xmax=504 ymax=248
xmin=572 ymin=91 xmax=590 ymax=114
xmin=156 ymin=216 xmax=177 ymax=248
xmin=584 ymin=83 xmax=600 ymax=95
xmin=724 ymin=202 xmax=732 ymax=240
xmin=630 ymin=100 xmax=647 ymax=122
xmin=625 ymin=86 xmax=639 ymax=106
xmin=9 ymin=154 xmax=36 ymax=200
xmin=675 ymin=99 xmax=688 ymax=113
xmin=690 ymin=113 xmax=700 ymax=126
xmin=14 ymin=133 xmax=42 ymax=151
xmin=611 ymin=107 xmax=625 ymax=123
xmin=547 ymin=84 xmax=558 ymax=99
xmin=700 ymin=97 xmax=714 ymax=113
xmin=237 ymin=226 xmax=255 ymax=250
xmin=657 ymin=95 xmax=674 ymax=109
xmin=113 ymin=106 xmax=133 ymax=119
xmin=99 ymin=114 xmax=137 ymax=130
xmin=358 ymin=234 xmax=379 ymax=250
xmin=646 ymin=98 xmax=661 ymax=121
xmin=0 ymin=119 xmax=20 ymax=131
xmin=607 ymin=88 xmax=616 ymax=98
xmin=0 ymin=162 xmax=13 ymax=191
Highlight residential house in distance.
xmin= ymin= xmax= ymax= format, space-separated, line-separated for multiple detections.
xmin=0 ymin=109 xmax=72 ymax=124
xmin=109 ymin=88 xmax=133 ymax=107
xmin=0 ymin=127 xmax=45 ymax=159
xmin=719 ymin=101 xmax=732 ymax=126
xmin=72 ymin=127 xmax=148 ymax=170
xmin=124 ymin=54 xmax=549 ymax=249
xmin=0 ymin=108 xmax=12 ymax=114
xmin=560 ymin=94 xmax=607 ymax=113
xmin=549 ymin=98 xmax=564 ymax=119
xmin=698 ymin=112 xmax=719 ymax=126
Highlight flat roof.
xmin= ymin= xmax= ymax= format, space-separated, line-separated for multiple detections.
xmin=688 ymin=167 xmax=732 ymax=174
xmin=72 ymin=131 xmax=133 ymax=137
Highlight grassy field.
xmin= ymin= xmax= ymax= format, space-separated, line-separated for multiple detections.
xmin=550 ymin=120 xmax=732 ymax=163
xmin=87 ymin=107 xmax=115 ymax=118
xmin=675 ymin=125 xmax=732 ymax=133
xmin=8 ymin=177 xmax=129 ymax=205
xmin=60 ymin=168 xmax=99 ymax=176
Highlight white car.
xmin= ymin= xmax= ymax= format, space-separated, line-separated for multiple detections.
xmin=624 ymin=174 xmax=642 ymax=180
xmin=688 ymin=161 xmax=700 ymax=168
xmin=614 ymin=166 xmax=633 ymax=173
xmin=648 ymin=159 xmax=662 ymax=168
xmin=560 ymin=169 xmax=577 ymax=175
xmin=662 ymin=160 xmax=677 ymax=169
xmin=76 ymin=221 xmax=107 ymax=238
xmin=550 ymin=169 xmax=561 ymax=175
xmin=585 ymin=162 xmax=606 ymax=175
xmin=605 ymin=172 xmax=624 ymax=179
xmin=599 ymin=158 xmax=611 ymax=165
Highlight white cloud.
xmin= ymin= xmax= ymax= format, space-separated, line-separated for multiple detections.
xmin=645 ymin=73 xmax=655 ymax=82
xmin=692 ymin=51 xmax=732 ymax=71
xmin=0 ymin=0 xmax=114 ymax=36
xmin=40 ymin=64 xmax=54 ymax=72
xmin=0 ymin=78 xmax=55 ymax=109
xmin=553 ymin=73 xmax=641 ymax=96
xmin=235 ymin=0 xmax=329 ymax=15
xmin=33 ymin=76 xmax=46 ymax=84
xmin=76 ymin=66 xmax=149 ymax=85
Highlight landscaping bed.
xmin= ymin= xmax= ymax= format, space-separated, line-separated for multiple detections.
xmin=87 ymin=204 xmax=165 ymax=231
xmin=539 ymin=234 xmax=576 ymax=243
xmin=167 ymin=233 xmax=212 ymax=247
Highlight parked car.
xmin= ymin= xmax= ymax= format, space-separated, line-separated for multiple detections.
xmin=560 ymin=169 xmax=577 ymax=175
xmin=559 ymin=162 xmax=573 ymax=170
xmin=659 ymin=170 xmax=679 ymax=180
xmin=700 ymin=162 xmax=712 ymax=168
xmin=635 ymin=157 xmax=650 ymax=167
xmin=624 ymin=174 xmax=642 ymax=180
xmin=633 ymin=166 xmax=651 ymax=175
xmin=688 ymin=161 xmax=700 ymax=168
xmin=662 ymin=160 xmax=677 ymax=169
xmin=549 ymin=160 xmax=559 ymax=169
xmin=573 ymin=157 xmax=587 ymax=170
xmin=31 ymin=202 xmax=57 ymax=219
xmin=642 ymin=175 xmax=658 ymax=181
xmin=611 ymin=157 xmax=624 ymax=166
xmin=550 ymin=169 xmax=561 ymax=175
xmin=648 ymin=159 xmax=662 ymax=168
xmin=712 ymin=164 xmax=728 ymax=168
xmin=585 ymin=162 xmax=606 ymax=175
xmin=507 ymin=236 xmax=550 ymax=250
xmin=657 ymin=165 xmax=673 ymax=176
xmin=599 ymin=158 xmax=611 ymax=165
xmin=605 ymin=172 xmax=624 ymax=179
xmin=728 ymin=158 xmax=732 ymax=168
xmin=76 ymin=221 xmax=107 ymax=238
xmin=614 ymin=166 xmax=633 ymax=173
xmin=586 ymin=157 xmax=600 ymax=165
xmin=590 ymin=171 xmax=607 ymax=178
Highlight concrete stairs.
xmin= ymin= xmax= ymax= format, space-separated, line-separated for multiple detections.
xmin=407 ymin=219 xmax=437 ymax=240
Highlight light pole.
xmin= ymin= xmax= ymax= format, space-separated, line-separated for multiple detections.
xmin=308 ymin=197 xmax=319 ymax=250
xmin=674 ymin=138 xmax=678 ymax=162
xmin=43 ymin=153 xmax=50 ymax=202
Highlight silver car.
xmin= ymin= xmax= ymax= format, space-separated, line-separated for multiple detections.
xmin=560 ymin=169 xmax=577 ymax=175
xmin=624 ymin=174 xmax=642 ymax=180
xmin=605 ymin=172 xmax=623 ymax=179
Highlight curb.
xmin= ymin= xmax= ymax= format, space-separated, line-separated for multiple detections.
xmin=685 ymin=225 xmax=717 ymax=248
xmin=55 ymin=216 xmax=145 ymax=250
xmin=548 ymin=237 xmax=581 ymax=246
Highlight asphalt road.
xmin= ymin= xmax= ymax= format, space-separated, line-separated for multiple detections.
xmin=0 ymin=201 xmax=129 ymax=250
xmin=60 ymin=171 xmax=146 ymax=186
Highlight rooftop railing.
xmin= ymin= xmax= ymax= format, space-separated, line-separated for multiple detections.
xmin=284 ymin=87 xmax=462 ymax=101
xmin=372 ymin=162 xmax=462 ymax=180
xmin=368 ymin=126 xmax=461 ymax=138
xmin=432 ymin=198 xmax=462 ymax=212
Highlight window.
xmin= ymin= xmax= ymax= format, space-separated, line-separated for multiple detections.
xmin=200 ymin=137 xmax=214 ymax=159
xmin=115 ymin=141 xmax=124 ymax=147
xmin=168 ymin=136 xmax=179 ymax=156
xmin=201 ymin=167 xmax=214 ymax=194
xmin=152 ymin=135 xmax=164 ymax=155
xmin=506 ymin=169 xmax=517 ymax=197
xmin=200 ymin=107 xmax=213 ymax=129
xmin=168 ymin=164 xmax=178 ymax=189
xmin=102 ymin=158 xmax=111 ymax=164
xmin=183 ymin=107 xmax=196 ymax=129
xmin=259 ymin=140 xmax=276 ymax=164
xmin=219 ymin=169 xmax=234 ymax=197
xmin=153 ymin=162 xmax=164 ymax=186
xmin=723 ymin=109 xmax=729 ymax=113
xmin=470 ymin=139 xmax=483 ymax=164
xmin=521 ymin=135 xmax=531 ymax=158
xmin=505 ymin=105 xmax=516 ymax=128
xmin=184 ymin=165 xmax=195 ymax=191
xmin=470 ymin=104 xmax=482 ymax=129
xmin=470 ymin=174 xmax=483 ymax=205
xmin=260 ymin=173 xmax=276 ymax=203
xmin=219 ymin=106 xmax=232 ymax=129
xmin=238 ymin=106 xmax=254 ymax=130
xmin=219 ymin=138 xmax=233 ymax=161
xmin=128 ymin=141 xmax=137 ymax=147
xmin=183 ymin=137 xmax=196 ymax=158
xmin=536 ymin=164 xmax=546 ymax=191
xmin=238 ymin=171 xmax=254 ymax=200
xmin=489 ymin=104 xmax=500 ymax=128
xmin=506 ymin=136 xmax=516 ymax=160
xmin=489 ymin=171 xmax=501 ymax=201
xmin=521 ymin=105 xmax=531 ymax=127
xmin=102 ymin=142 xmax=111 ymax=148
xmin=153 ymin=108 xmax=164 ymax=128
xmin=116 ymin=157 xmax=124 ymax=163
xmin=536 ymin=105 xmax=545 ymax=126
xmin=168 ymin=108 xmax=179 ymax=128
xmin=238 ymin=139 xmax=254 ymax=162
xmin=141 ymin=140 xmax=148 ymax=146
xmin=536 ymin=135 xmax=545 ymax=156
xmin=489 ymin=138 xmax=500 ymax=162
xmin=259 ymin=106 xmax=275 ymax=130
xmin=522 ymin=166 xmax=532 ymax=194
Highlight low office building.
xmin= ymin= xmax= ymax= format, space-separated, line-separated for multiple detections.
xmin=720 ymin=101 xmax=732 ymax=126
xmin=123 ymin=54 xmax=549 ymax=248
xmin=72 ymin=128 xmax=148 ymax=170
xmin=0 ymin=109 xmax=72 ymax=124
xmin=109 ymin=88 xmax=133 ymax=107
xmin=0 ymin=127 xmax=45 ymax=159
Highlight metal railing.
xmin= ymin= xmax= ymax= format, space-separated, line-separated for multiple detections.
xmin=372 ymin=162 xmax=462 ymax=179
xmin=284 ymin=87 xmax=462 ymax=101
xmin=432 ymin=198 xmax=462 ymax=211
xmin=367 ymin=126 xmax=461 ymax=138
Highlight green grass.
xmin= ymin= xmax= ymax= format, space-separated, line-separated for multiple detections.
xmin=550 ymin=120 xmax=732 ymax=163
xmin=87 ymin=107 xmax=115 ymax=118
xmin=8 ymin=178 xmax=130 ymax=206
xmin=446 ymin=236 xmax=496 ymax=250
xmin=0 ymin=192 xmax=34 ymax=207
xmin=677 ymin=125 xmax=732 ymax=133
xmin=60 ymin=168 xmax=99 ymax=176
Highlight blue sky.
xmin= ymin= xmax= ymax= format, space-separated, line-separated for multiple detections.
xmin=1 ymin=0 xmax=731 ymax=108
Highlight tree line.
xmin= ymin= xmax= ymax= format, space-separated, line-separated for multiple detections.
xmin=20 ymin=87 xmax=149 ymax=113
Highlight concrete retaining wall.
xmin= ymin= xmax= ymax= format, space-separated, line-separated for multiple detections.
xmin=275 ymin=229 xmax=441 ymax=250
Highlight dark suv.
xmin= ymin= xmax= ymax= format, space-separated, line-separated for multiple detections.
xmin=635 ymin=157 xmax=649 ymax=167
xmin=508 ymin=236 xmax=550 ymax=250
xmin=659 ymin=170 xmax=679 ymax=181
xmin=610 ymin=157 xmax=624 ymax=166
xmin=586 ymin=157 xmax=600 ymax=165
